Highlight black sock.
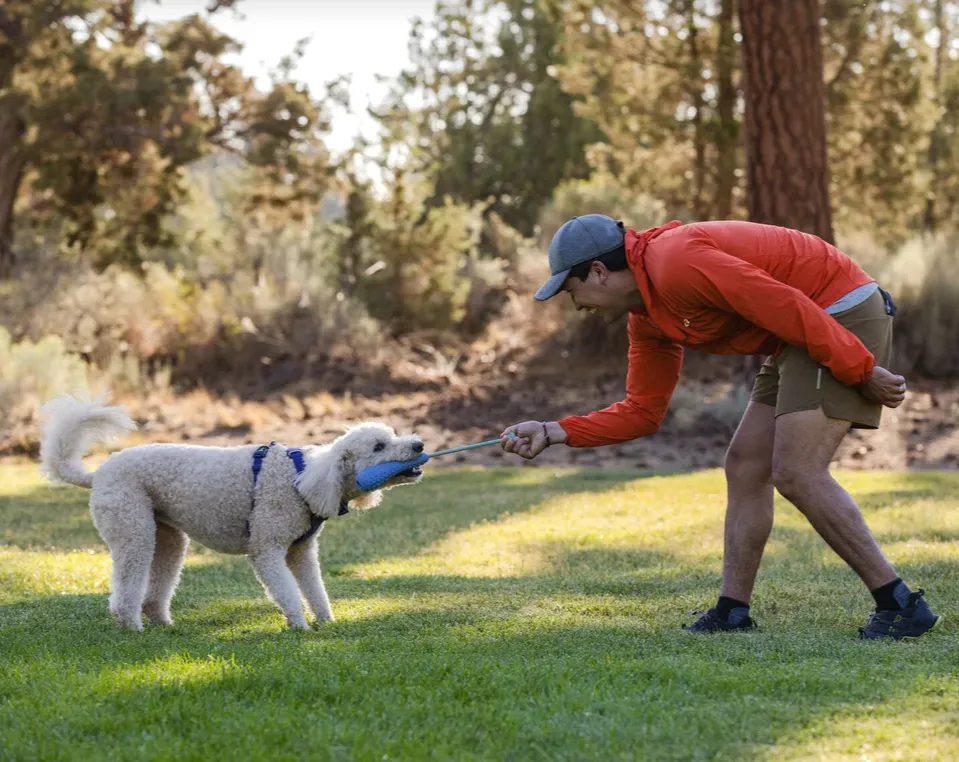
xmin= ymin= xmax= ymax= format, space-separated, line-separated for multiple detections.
xmin=716 ymin=596 xmax=749 ymax=620
xmin=871 ymin=578 xmax=910 ymax=611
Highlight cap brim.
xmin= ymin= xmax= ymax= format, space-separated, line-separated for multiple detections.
xmin=534 ymin=269 xmax=570 ymax=301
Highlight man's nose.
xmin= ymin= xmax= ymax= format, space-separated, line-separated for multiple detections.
xmin=412 ymin=441 xmax=424 ymax=453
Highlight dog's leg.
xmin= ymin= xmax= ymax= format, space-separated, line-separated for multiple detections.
xmin=286 ymin=538 xmax=334 ymax=623
xmin=142 ymin=522 xmax=189 ymax=625
xmin=92 ymin=495 xmax=156 ymax=632
xmin=249 ymin=549 xmax=310 ymax=629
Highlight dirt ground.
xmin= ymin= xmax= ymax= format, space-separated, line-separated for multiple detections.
xmin=41 ymin=373 xmax=954 ymax=474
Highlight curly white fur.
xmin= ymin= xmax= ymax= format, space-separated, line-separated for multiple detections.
xmin=40 ymin=394 xmax=137 ymax=487
xmin=39 ymin=395 xmax=423 ymax=631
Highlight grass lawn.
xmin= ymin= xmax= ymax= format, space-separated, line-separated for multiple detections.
xmin=1 ymin=460 xmax=957 ymax=761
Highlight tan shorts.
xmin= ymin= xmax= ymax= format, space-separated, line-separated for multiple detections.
xmin=749 ymin=289 xmax=894 ymax=429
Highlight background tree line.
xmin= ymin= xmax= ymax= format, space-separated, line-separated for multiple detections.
xmin=2 ymin=0 xmax=959 ymax=389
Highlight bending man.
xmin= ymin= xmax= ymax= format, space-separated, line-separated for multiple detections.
xmin=501 ymin=214 xmax=941 ymax=641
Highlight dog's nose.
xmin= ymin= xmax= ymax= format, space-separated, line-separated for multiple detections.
xmin=412 ymin=441 xmax=424 ymax=453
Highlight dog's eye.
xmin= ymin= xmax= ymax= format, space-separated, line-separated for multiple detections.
xmin=374 ymin=442 xmax=386 ymax=452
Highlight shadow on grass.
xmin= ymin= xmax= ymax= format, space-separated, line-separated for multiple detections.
xmin=2 ymin=467 xmax=957 ymax=758
xmin=1 ymin=567 xmax=956 ymax=761
xmin=3 ymin=531 xmax=955 ymax=650
xmin=0 ymin=539 xmax=705 ymax=642
xmin=0 ymin=467 xmax=667 ymax=559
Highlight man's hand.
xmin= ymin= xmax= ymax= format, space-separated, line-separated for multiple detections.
xmin=861 ymin=366 xmax=907 ymax=408
xmin=500 ymin=421 xmax=568 ymax=460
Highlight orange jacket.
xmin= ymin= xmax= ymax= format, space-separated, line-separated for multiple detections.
xmin=558 ymin=220 xmax=877 ymax=447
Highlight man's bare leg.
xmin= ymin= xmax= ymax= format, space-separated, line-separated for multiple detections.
xmin=720 ymin=401 xmax=776 ymax=603
xmin=771 ymin=408 xmax=896 ymax=588
xmin=769 ymin=406 xmax=941 ymax=639
xmin=684 ymin=402 xmax=775 ymax=631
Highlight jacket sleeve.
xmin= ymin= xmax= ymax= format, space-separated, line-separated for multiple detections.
xmin=676 ymin=242 xmax=876 ymax=386
xmin=558 ymin=315 xmax=683 ymax=447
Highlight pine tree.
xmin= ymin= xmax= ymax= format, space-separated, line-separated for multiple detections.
xmin=739 ymin=0 xmax=834 ymax=241
xmin=0 ymin=1 xmax=336 ymax=277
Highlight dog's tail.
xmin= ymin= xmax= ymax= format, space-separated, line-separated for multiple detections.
xmin=39 ymin=394 xmax=137 ymax=488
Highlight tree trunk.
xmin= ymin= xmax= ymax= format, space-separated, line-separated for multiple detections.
xmin=0 ymin=10 xmax=26 ymax=279
xmin=714 ymin=0 xmax=738 ymax=220
xmin=738 ymin=0 xmax=834 ymax=243
xmin=923 ymin=0 xmax=945 ymax=233
xmin=684 ymin=3 xmax=706 ymax=219
xmin=0 ymin=97 xmax=26 ymax=279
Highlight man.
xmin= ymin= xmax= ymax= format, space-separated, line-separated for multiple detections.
xmin=500 ymin=214 xmax=942 ymax=640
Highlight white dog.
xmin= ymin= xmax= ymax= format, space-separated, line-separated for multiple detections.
xmin=38 ymin=395 xmax=424 ymax=631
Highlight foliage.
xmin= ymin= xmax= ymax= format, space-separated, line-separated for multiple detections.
xmin=4 ymin=0 xmax=959 ymax=384
xmin=557 ymin=0 xmax=741 ymax=222
xmin=555 ymin=0 xmax=959 ymax=245
xmin=823 ymin=0 xmax=936 ymax=244
xmin=0 ymin=0 xmax=340 ymax=275
xmin=842 ymin=229 xmax=959 ymax=377
xmin=0 ymin=327 xmax=90 ymax=422
xmin=539 ymin=173 xmax=668 ymax=242
xmin=371 ymin=0 xmax=602 ymax=235
xmin=340 ymin=167 xmax=488 ymax=335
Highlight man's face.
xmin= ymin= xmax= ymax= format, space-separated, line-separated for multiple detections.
xmin=562 ymin=263 xmax=631 ymax=324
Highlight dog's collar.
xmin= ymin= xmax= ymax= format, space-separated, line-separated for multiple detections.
xmin=247 ymin=442 xmax=349 ymax=544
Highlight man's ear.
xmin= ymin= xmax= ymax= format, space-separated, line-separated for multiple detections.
xmin=591 ymin=260 xmax=609 ymax=283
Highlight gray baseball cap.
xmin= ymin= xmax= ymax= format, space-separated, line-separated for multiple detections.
xmin=534 ymin=214 xmax=626 ymax=301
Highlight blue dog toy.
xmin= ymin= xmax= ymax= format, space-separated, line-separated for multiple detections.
xmin=355 ymin=433 xmax=517 ymax=491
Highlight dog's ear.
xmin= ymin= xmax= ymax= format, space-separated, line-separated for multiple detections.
xmin=351 ymin=489 xmax=383 ymax=511
xmin=297 ymin=446 xmax=347 ymax=517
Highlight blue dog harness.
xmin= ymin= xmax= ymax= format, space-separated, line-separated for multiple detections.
xmin=246 ymin=442 xmax=348 ymax=545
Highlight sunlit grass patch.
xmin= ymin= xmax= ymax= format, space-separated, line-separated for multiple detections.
xmin=1 ymin=461 xmax=957 ymax=760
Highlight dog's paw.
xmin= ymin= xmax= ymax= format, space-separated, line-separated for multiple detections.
xmin=142 ymin=607 xmax=173 ymax=626
xmin=110 ymin=609 xmax=144 ymax=632
xmin=308 ymin=607 xmax=334 ymax=625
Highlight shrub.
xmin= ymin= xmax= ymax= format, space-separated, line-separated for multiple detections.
xmin=840 ymin=231 xmax=959 ymax=378
xmin=342 ymin=173 xmax=488 ymax=335
xmin=537 ymin=173 xmax=669 ymax=244
xmin=0 ymin=327 xmax=92 ymax=449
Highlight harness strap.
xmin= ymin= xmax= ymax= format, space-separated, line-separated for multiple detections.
xmin=251 ymin=443 xmax=272 ymax=485
xmin=246 ymin=443 xmax=349 ymax=544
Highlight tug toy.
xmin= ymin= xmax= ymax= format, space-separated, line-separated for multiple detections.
xmin=355 ymin=433 xmax=518 ymax=491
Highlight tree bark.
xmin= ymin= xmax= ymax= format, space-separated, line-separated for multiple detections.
xmin=0 ymin=97 xmax=26 ymax=279
xmin=738 ymin=0 xmax=834 ymax=243
xmin=714 ymin=0 xmax=738 ymax=220
xmin=923 ymin=0 xmax=945 ymax=233
xmin=683 ymin=2 xmax=706 ymax=219
xmin=0 ymin=8 xmax=25 ymax=279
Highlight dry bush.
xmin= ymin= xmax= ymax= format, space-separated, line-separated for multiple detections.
xmin=840 ymin=231 xmax=959 ymax=377
xmin=0 ymin=245 xmax=384 ymax=396
xmin=355 ymin=192 xmax=485 ymax=335
xmin=665 ymin=381 xmax=750 ymax=435
xmin=0 ymin=327 xmax=92 ymax=450
xmin=537 ymin=174 xmax=668 ymax=245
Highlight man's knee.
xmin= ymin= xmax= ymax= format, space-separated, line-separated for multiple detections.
xmin=724 ymin=443 xmax=772 ymax=489
xmin=771 ymin=458 xmax=822 ymax=504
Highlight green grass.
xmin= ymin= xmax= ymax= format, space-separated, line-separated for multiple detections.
xmin=1 ymin=461 xmax=958 ymax=761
